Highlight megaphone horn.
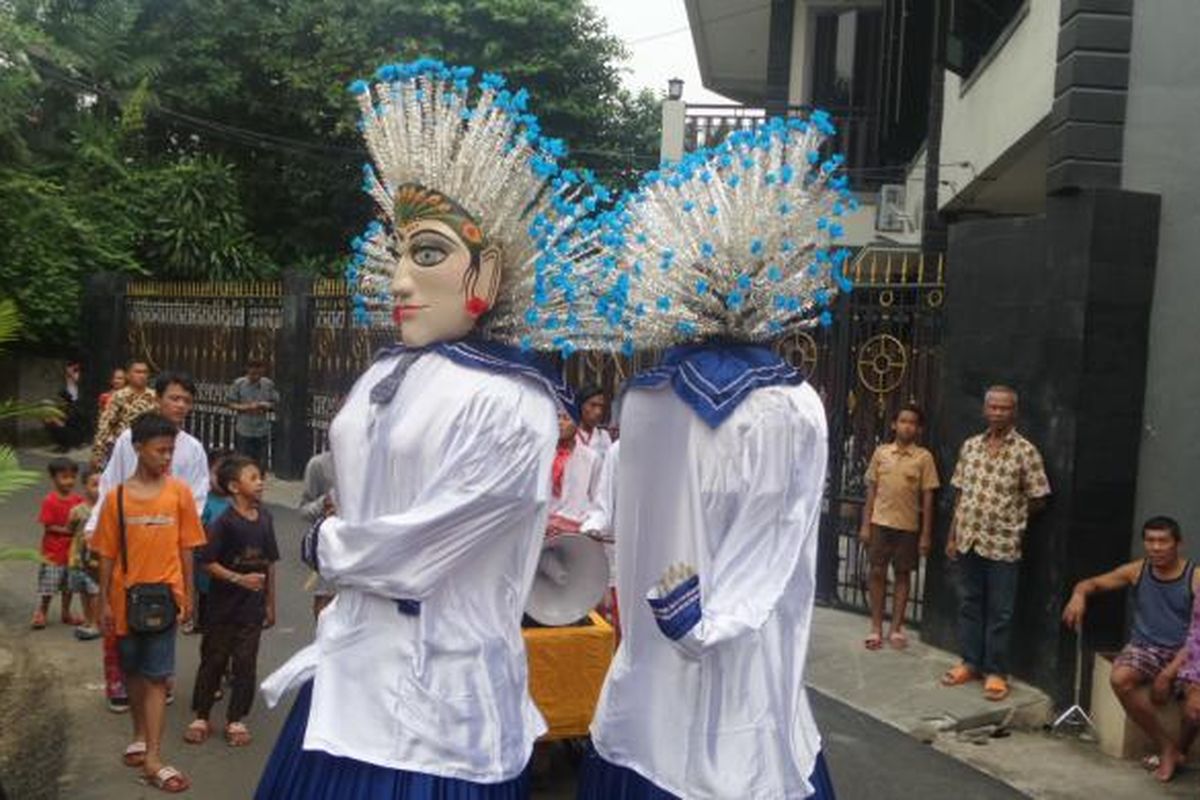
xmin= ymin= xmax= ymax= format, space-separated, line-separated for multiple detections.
xmin=525 ymin=534 xmax=610 ymax=627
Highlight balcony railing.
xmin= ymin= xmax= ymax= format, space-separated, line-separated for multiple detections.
xmin=683 ymin=104 xmax=889 ymax=190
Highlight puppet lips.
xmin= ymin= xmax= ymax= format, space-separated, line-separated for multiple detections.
xmin=392 ymin=305 xmax=426 ymax=324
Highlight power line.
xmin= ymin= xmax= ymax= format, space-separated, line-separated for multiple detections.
xmin=626 ymin=1 xmax=773 ymax=46
xmin=34 ymin=62 xmax=363 ymax=163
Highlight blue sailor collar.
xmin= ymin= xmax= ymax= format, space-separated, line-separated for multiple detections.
xmin=372 ymin=338 xmax=575 ymax=412
xmin=626 ymin=342 xmax=803 ymax=428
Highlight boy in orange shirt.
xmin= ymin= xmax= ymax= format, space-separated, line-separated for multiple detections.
xmin=94 ymin=413 xmax=205 ymax=794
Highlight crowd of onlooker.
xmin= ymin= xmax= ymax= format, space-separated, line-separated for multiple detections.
xmin=857 ymin=384 xmax=1199 ymax=786
xmin=30 ymin=359 xmax=280 ymax=793
xmin=25 ymin=360 xmax=1198 ymax=790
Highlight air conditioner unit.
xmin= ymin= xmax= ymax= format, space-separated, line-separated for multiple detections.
xmin=876 ymin=184 xmax=906 ymax=233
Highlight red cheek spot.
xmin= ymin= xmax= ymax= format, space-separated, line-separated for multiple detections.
xmin=465 ymin=297 xmax=490 ymax=317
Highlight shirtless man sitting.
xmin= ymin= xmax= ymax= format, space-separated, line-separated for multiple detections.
xmin=1062 ymin=516 xmax=1197 ymax=782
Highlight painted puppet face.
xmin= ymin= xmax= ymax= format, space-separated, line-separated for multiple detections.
xmin=387 ymin=185 xmax=500 ymax=348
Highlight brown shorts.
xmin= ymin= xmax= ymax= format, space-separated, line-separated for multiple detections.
xmin=867 ymin=525 xmax=920 ymax=572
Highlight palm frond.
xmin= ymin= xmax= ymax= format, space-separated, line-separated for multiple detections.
xmin=0 ymin=548 xmax=46 ymax=563
xmin=0 ymin=299 xmax=19 ymax=348
xmin=0 ymin=446 xmax=39 ymax=503
xmin=0 ymin=399 xmax=62 ymax=423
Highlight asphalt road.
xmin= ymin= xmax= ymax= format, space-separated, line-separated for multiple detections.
xmin=0 ymin=451 xmax=1024 ymax=799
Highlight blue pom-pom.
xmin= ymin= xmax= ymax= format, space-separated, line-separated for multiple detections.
xmin=348 ymin=79 xmax=371 ymax=96
xmin=695 ymin=279 xmax=709 ymax=295
xmin=657 ymin=295 xmax=671 ymax=311
xmin=819 ymin=310 xmax=833 ymax=327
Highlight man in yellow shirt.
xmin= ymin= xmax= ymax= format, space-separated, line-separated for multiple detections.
xmin=859 ymin=404 xmax=940 ymax=650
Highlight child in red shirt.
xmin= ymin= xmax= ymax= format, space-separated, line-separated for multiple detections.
xmin=32 ymin=457 xmax=85 ymax=629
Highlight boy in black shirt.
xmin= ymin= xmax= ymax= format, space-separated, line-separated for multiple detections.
xmin=184 ymin=455 xmax=278 ymax=747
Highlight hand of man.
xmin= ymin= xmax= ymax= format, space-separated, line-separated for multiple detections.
xmin=241 ymin=572 xmax=267 ymax=592
xmin=178 ymin=603 xmax=193 ymax=625
xmin=1061 ymin=593 xmax=1085 ymax=631
xmin=858 ymin=524 xmax=871 ymax=547
xmin=264 ymin=607 xmax=276 ymax=629
xmin=944 ymin=533 xmax=959 ymax=561
xmin=919 ymin=533 xmax=932 ymax=559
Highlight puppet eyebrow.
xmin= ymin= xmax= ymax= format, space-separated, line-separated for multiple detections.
xmin=396 ymin=227 xmax=457 ymax=246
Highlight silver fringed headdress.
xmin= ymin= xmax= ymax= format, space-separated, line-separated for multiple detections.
xmin=580 ymin=114 xmax=855 ymax=354
xmin=345 ymin=58 xmax=608 ymax=353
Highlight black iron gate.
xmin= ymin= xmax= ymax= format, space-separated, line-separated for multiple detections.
xmin=785 ymin=247 xmax=946 ymax=623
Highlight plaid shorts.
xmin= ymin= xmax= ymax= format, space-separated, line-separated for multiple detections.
xmin=1114 ymin=642 xmax=1180 ymax=681
xmin=36 ymin=563 xmax=69 ymax=596
xmin=68 ymin=567 xmax=99 ymax=595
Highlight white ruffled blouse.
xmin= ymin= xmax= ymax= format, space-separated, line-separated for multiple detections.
xmin=590 ymin=381 xmax=828 ymax=799
xmin=262 ymin=351 xmax=558 ymax=783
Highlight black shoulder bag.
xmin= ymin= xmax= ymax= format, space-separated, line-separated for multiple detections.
xmin=118 ymin=485 xmax=176 ymax=634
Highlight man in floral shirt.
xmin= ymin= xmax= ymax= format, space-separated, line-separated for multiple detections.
xmin=941 ymin=385 xmax=1050 ymax=702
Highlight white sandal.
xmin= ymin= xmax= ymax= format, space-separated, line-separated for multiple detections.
xmin=122 ymin=740 xmax=147 ymax=767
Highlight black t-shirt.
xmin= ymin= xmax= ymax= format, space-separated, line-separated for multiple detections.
xmin=201 ymin=506 xmax=279 ymax=626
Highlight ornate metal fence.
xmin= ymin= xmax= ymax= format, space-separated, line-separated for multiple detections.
xmin=125 ymin=280 xmax=282 ymax=467
xmin=307 ymin=279 xmax=393 ymax=455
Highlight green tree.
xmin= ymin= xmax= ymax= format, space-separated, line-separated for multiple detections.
xmin=0 ymin=0 xmax=663 ymax=349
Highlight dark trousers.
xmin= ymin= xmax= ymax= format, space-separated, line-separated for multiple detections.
xmin=191 ymin=622 xmax=262 ymax=721
xmin=957 ymin=550 xmax=1021 ymax=675
xmin=234 ymin=434 xmax=269 ymax=471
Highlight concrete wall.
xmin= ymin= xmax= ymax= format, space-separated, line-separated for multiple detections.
xmin=1122 ymin=0 xmax=1200 ymax=547
xmin=938 ymin=0 xmax=1058 ymax=210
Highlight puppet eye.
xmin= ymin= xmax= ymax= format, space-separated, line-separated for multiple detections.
xmin=411 ymin=243 xmax=448 ymax=268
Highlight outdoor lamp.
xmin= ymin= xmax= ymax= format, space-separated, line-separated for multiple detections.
xmin=667 ymin=77 xmax=684 ymax=100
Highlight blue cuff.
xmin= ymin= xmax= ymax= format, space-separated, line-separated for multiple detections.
xmin=647 ymin=574 xmax=702 ymax=641
xmin=395 ymin=599 xmax=421 ymax=616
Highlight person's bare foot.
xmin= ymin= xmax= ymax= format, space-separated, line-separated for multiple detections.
xmin=1153 ymin=746 xmax=1184 ymax=782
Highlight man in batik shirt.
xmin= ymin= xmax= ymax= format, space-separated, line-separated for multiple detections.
xmin=941 ymin=385 xmax=1050 ymax=702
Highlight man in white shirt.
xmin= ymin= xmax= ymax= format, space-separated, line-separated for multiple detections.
xmin=548 ymin=413 xmax=603 ymax=535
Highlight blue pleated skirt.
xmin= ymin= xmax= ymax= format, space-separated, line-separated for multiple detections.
xmin=576 ymin=744 xmax=837 ymax=800
xmin=255 ymin=681 xmax=531 ymax=799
